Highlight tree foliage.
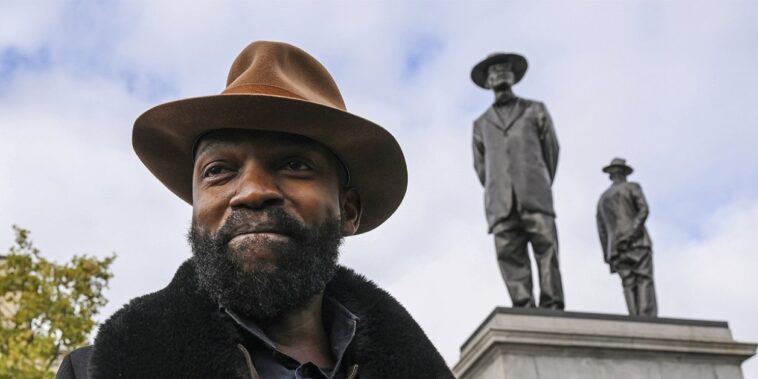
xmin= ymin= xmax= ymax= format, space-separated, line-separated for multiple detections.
xmin=0 ymin=226 xmax=115 ymax=378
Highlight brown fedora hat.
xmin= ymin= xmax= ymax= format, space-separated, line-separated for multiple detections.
xmin=132 ymin=41 xmax=407 ymax=234
xmin=471 ymin=52 xmax=528 ymax=89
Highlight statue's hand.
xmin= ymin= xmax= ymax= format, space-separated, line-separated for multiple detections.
xmin=618 ymin=227 xmax=637 ymax=242
xmin=616 ymin=240 xmax=630 ymax=252
xmin=615 ymin=231 xmax=633 ymax=251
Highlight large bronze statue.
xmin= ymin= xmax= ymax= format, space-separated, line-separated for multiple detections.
xmin=471 ymin=53 xmax=564 ymax=310
xmin=596 ymin=158 xmax=657 ymax=317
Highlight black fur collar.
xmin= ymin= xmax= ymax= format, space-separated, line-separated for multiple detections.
xmin=89 ymin=259 xmax=452 ymax=378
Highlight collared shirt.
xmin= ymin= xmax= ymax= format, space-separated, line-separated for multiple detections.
xmin=224 ymin=298 xmax=358 ymax=379
xmin=492 ymin=93 xmax=520 ymax=127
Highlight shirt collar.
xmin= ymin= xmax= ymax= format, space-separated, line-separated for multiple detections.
xmin=224 ymin=307 xmax=278 ymax=350
xmin=222 ymin=297 xmax=358 ymax=362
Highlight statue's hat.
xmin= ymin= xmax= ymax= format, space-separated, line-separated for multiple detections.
xmin=471 ymin=52 xmax=528 ymax=89
xmin=602 ymin=158 xmax=634 ymax=175
xmin=132 ymin=41 xmax=407 ymax=234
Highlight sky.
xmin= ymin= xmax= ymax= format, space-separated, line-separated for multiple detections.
xmin=1 ymin=0 xmax=757 ymax=376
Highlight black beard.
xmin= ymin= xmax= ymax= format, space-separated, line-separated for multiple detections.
xmin=188 ymin=208 xmax=342 ymax=321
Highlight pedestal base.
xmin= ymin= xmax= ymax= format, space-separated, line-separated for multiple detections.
xmin=453 ymin=308 xmax=756 ymax=379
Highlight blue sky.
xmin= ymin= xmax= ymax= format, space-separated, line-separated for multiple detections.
xmin=2 ymin=1 xmax=757 ymax=376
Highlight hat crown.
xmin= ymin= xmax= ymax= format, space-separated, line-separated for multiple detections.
xmin=610 ymin=158 xmax=627 ymax=166
xmin=224 ymin=41 xmax=346 ymax=111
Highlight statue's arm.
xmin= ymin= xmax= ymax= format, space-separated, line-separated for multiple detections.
xmin=596 ymin=206 xmax=609 ymax=263
xmin=538 ymin=103 xmax=559 ymax=183
xmin=630 ymin=183 xmax=650 ymax=235
xmin=472 ymin=121 xmax=486 ymax=185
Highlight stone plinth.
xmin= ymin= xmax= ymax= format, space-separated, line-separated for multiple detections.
xmin=453 ymin=308 xmax=756 ymax=379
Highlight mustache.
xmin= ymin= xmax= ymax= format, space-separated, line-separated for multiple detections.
xmin=214 ymin=208 xmax=309 ymax=245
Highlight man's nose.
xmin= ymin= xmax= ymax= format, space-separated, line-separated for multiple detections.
xmin=229 ymin=165 xmax=284 ymax=209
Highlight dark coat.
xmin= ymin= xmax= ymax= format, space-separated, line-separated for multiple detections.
xmin=596 ymin=181 xmax=652 ymax=272
xmin=55 ymin=259 xmax=453 ymax=379
xmin=472 ymin=97 xmax=559 ymax=232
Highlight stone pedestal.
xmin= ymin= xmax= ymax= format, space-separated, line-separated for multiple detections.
xmin=453 ymin=308 xmax=756 ymax=379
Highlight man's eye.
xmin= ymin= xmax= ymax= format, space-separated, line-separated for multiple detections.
xmin=204 ymin=165 xmax=231 ymax=177
xmin=284 ymin=160 xmax=312 ymax=171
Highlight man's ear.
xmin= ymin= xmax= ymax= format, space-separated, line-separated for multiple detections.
xmin=340 ymin=187 xmax=362 ymax=236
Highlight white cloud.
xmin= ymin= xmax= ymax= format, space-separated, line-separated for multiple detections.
xmin=0 ymin=2 xmax=65 ymax=47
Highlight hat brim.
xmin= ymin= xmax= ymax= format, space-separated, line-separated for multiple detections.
xmin=602 ymin=164 xmax=633 ymax=175
xmin=471 ymin=53 xmax=528 ymax=89
xmin=133 ymin=94 xmax=407 ymax=234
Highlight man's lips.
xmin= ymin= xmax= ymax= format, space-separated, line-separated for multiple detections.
xmin=229 ymin=231 xmax=288 ymax=241
xmin=227 ymin=224 xmax=291 ymax=243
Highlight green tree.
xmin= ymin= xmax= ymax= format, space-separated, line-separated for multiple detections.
xmin=0 ymin=226 xmax=115 ymax=379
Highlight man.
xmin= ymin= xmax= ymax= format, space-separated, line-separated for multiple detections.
xmin=56 ymin=41 xmax=453 ymax=378
xmin=470 ymin=53 xmax=564 ymax=309
xmin=596 ymin=158 xmax=657 ymax=317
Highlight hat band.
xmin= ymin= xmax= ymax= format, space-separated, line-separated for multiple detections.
xmin=222 ymin=83 xmax=306 ymax=100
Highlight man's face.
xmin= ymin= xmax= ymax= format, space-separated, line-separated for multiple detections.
xmin=607 ymin=167 xmax=628 ymax=182
xmin=486 ymin=62 xmax=516 ymax=90
xmin=188 ymin=129 xmax=361 ymax=319
xmin=192 ymin=129 xmax=360 ymax=269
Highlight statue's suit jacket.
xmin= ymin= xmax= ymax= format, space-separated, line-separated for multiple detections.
xmin=596 ymin=181 xmax=652 ymax=272
xmin=473 ymin=97 xmax=559 ymax=232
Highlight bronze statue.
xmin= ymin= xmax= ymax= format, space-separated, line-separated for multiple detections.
xmin=596 ymin=158 xmax=657 ymax=317
xmin=471 ymin=53 xmax=564 ymax=310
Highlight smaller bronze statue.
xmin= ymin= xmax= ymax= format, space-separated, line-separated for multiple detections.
xmin=470 ymin=53 xmax=564 ymax=310
xmin=596 ymin=158 xmax=657 ymax=317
